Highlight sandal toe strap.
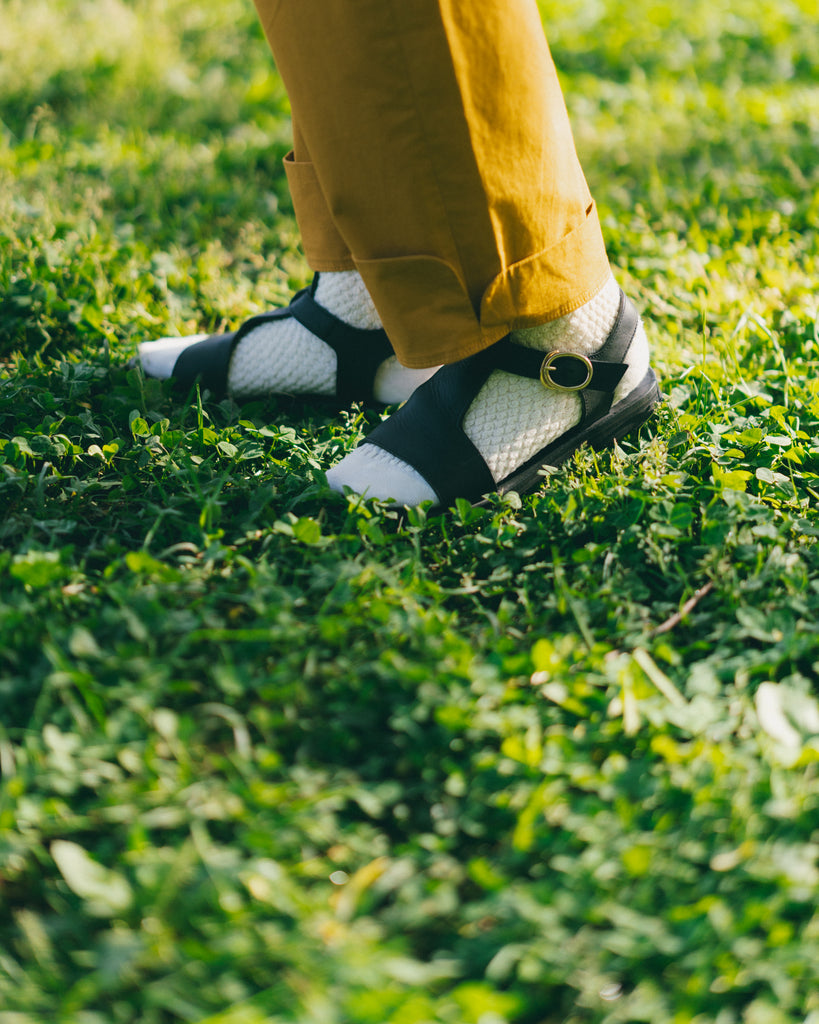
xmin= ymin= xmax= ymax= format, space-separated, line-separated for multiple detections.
xmin=365 ymin=367 xmax=497 ymax=506
xmin=172 ymin=330 xmax=237 ymax=395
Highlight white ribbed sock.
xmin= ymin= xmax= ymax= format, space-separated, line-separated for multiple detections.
xmin=138 ymin=270 xmax=438 ymax=403
xmin=326 ymin=274 xmax=650 ymax=505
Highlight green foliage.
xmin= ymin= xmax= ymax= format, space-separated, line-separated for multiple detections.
xmin=2 ymin=1 xmax=819 ymax=1021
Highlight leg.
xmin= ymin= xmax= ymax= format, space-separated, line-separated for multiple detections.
xmin=255 ymin=0 xmax=612 ymax=366
xmin=137 ymin=115 xmax=437 ymax=404
xmin=251 ymin=0 xmax=654 ymax=503
xmin=143 ymin=0 xmax=657 ymax=505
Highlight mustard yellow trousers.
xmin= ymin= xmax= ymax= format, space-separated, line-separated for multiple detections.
xmin=252 ymin=0 xmax=611 ymax=369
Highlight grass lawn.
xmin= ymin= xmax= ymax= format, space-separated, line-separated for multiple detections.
xmin=2 ymin=0 xmax=819 ymax=1021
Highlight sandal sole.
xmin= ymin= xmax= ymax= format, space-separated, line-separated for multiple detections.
xmin=493 ymin=367 xmax=662 ymax=500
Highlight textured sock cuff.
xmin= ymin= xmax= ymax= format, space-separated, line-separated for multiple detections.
xmin=510 ymin=273 xmax=619 ymax=355
xmin=314 ymin=270 xmax=382 ymax=329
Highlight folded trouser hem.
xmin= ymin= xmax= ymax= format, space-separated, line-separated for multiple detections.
xmin=480 ymin=202 xmax=612 ymax=332
xmin=353 ymin=202 xmax=611 ymax=369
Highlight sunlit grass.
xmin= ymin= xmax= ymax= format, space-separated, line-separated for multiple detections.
xmin=2 ymin=2 xmax=819 ymax=1022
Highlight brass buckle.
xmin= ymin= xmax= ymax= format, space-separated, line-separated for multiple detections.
xmin=539 ymin=351 xmax=593 ymax=392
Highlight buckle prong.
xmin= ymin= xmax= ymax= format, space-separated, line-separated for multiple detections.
xmin=539 ymin=350 xmax=593 ymax=392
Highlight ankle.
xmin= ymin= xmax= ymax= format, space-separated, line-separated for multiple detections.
xmin=511 ymin=273 xmax=621 ymax=355
xmin=508 ymin=274 xmax=650 ymax=407
xmin=314 ymin=270 xmax=382 ymax=329
xmin=313 ymin=270 xmax=437 ymax=403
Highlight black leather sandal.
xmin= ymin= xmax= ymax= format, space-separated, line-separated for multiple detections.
xmin=147 ymin=276 xmax=395 ymax=404
xmin=360 ymin=291 xmax=661 ymax=507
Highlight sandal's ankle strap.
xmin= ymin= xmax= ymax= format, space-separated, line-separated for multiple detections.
xmin=490 ymin=289 xmax=639 ymax=395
